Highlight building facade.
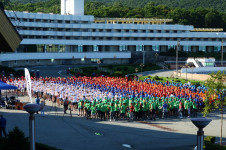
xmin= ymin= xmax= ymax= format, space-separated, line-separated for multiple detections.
xmin=1 ymin=0 xmax=226 ymax=67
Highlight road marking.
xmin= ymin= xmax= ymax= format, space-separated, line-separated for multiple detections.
xmin=122 ymin=144 xmax=132 ymax=149
xmin=95 ymin=132 xmax=103 ymax=136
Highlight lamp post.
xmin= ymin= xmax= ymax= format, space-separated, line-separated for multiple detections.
xmin=142 ymin=50 xmax=145 ymax=65
xmin=221 ymin=39 xmax=225 ymax=66
xmin=24 ymin=104 xmax=40 ymax=150
xmin=176 ymin=41 xmax=180 ymax=77
xmin=140 ymin=64 xmax=144 ymax=75
xmin=190 ymin=118 xmax=212 ymax=150
xmin=97 ymin=59 xmax=101 ymax=69
xmin=155 ymin=53 xmax=159 ymax=62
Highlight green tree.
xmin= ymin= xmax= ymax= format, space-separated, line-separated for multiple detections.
xmin=203 ymin=71 xmax=226 ymax=146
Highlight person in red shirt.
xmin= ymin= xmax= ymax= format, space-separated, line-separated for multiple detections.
xmin=129 ymin=102 xmax=134 ymax=122
xmin=179 ymin=100 xmax=183 ymax=119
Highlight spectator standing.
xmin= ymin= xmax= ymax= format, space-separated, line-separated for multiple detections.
xmin=0 ymin=114 xmax=7 ymax=138
xmin=40 ymin=101 xmax=45 ymax=117
xmin=35 ymin=96 xmax=40 ymax=114
xmin=129 ymin=102 xmax=134 ymax=122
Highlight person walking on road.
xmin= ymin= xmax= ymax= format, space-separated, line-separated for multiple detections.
xmin=40 ymin=100 xmax=45 ymax=117
xmin=0 ymin=114 xmax=7 ymax=138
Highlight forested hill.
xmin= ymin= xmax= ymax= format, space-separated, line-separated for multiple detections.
xmin=1 ymin=0 xmax=226 ymax=31
xmin=86 ymin=0 xmax=226 ymax=12
xmin=4 ymin=0 xmax=226 ymax=12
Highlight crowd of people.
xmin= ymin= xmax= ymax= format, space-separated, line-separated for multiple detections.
xmin=3 ymin=76 xmax=207 ymax=121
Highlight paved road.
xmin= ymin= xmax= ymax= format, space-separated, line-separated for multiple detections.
xmin=136 ymin=70 xmax=174 ymax=77
xmin=1 ymin=97 xmax=225 ymax=150
xmin=15 ymin=65 xmax=174 ymax=78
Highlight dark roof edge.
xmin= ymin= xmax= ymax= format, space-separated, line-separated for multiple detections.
xmin=0 ymin=2 xmax=22 ymax=41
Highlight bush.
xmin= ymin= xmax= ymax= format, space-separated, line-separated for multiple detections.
xmin=204 ymin=136 xmax=216 ymax=144
xmin=153 ymin=75 xmax=160 ymax=80
xmin=6 ymin=126 xmax=29 ymax=150
xmin=0 ymin=126 xmax=60 ymax=150
xmin=114 ymin=71 xmax=123 ymax=77
xmin=204 ymin=136 xmax=226 ymax=150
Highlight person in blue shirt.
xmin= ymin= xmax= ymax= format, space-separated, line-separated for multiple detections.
xmin=0 ymin=114 xmax=7 ymax=138
xmin=35 ymin=96 xmax=40 ymax=114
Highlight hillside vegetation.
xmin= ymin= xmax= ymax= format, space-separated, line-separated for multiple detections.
xmin=1 ymin=0 xmax=226 ymax=31
xmin=86 ymin=0 xmax=226 ymax=12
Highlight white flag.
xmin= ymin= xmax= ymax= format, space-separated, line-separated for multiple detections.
xmin=24 ymin=68 xmax=32 ymax=103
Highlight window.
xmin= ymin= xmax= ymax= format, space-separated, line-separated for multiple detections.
xmin=152 ymin=45 xmax=160 ymax=52
xmin=93 ymin=45 xmax=99 ymax=52
xmin=199 ymin=46 xmax=206 ymax=52
xmin=119 ymin=45 xmax=128 ymax=51
xmin=78 ymin=45 xmax=83 ymax=52
xmin=91 ymin=58 xmax=101 ymax=63
xmin=183 ymin=45 xmax=191 ymax=52
xmin=136 ymin=45 xmax=144 ymax=51
xmin=168 ymin=45 xmax=175 ymax=50
xmin=214 ymin=46 xmax=221 ymax=52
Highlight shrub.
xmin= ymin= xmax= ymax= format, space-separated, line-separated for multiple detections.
xmin=114 ymin=71 xmax=123 ymax=77
xmin=204 ymin=136 xmax=216 ymax=144
xmin=153 ymin=75 xmax=160 ymax=80
xmin=0 ymin=126 xmax=60 ymax=150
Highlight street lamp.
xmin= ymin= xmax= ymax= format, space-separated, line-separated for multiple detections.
xmin=191 ymin=118 xmax=212 ymax=150
xmin=140 ymin=64 xmax=144 ymax=75
xmin=221 ymin=39 xmax=225 ymax=66
xmin=176 ymin=41 xmax=180 ymax=77
xmin=97 ymin=59 xmax=101 ymax=69
xmin=155 ymin=53 xmax=159 ymax=62
xmin=135 ymin=68 xmax=138 ymax=73
xmin=183 ymin=64 xmax=189 ymax=81
xmin=142 ymin=50 xmax=145 ymax=65
xmin=72 ymin=56 xmax=75 ymax=71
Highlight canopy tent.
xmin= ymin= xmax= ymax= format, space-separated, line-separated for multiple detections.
xmin=0 ymin=80 xmax=17 ymax=90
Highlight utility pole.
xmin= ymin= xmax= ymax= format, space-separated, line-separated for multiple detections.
xmin=176 ymin=41 xmax=180 ymax=77
xmin=221 ymin=39 xmax=225 ymax=66
xmin=143 ymin=50 xmax=145 ymax=65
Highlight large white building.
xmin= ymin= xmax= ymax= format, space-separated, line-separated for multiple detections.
xmin=1 ymin=0 xmax=226 ymax=67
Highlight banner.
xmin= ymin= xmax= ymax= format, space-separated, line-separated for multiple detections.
xmin=24 ymin=68 xmax=32 ymax=103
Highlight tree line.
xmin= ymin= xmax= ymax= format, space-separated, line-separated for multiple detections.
xmin=2 ymin=0 xmax=226 ymax=31
xmin=86 ymin=0 xmax=226 ymax=12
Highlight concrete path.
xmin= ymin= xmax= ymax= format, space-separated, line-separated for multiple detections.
xmin=136 ymin=69 xmax=174 ymax=77
xmin=0 ymin=96 xmax=225 ymax=150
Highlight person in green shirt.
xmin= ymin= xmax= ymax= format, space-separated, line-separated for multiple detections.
xmin=114 ymin=102 xmax=120 ymax=121
xmin=192 ymin=101 xmax=197 ymax=117
xmin=150 ymin=101 xmax=157 ymax=120
xmin=91 ymin=104 xmax=96 ymax=119
xmin=174 ymin=100 xmax=179 ymax=117
xmin=100 ymin=104 xmax=106 ymax=121
xmin=120 ymin=103 xmax=126 ymax=120
xmin=142 ymin=102 xmax=148 ymax=120
xmin=134 ymin=102 xmax=140 ymax=120
xmin=78 ymin=100 xmax=84 ymax=117
xmin=86 ymin=102 xmax=91 ymax=120
xmin=110 ymin=102 xmax=115 ymax=121
xmin=187 ymin=100 xmax=193 ymax=117
xmin=169 ymin=101 xmax=174 ymax=117
xmin=184 ymin=100 xmax=189 ymax=116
